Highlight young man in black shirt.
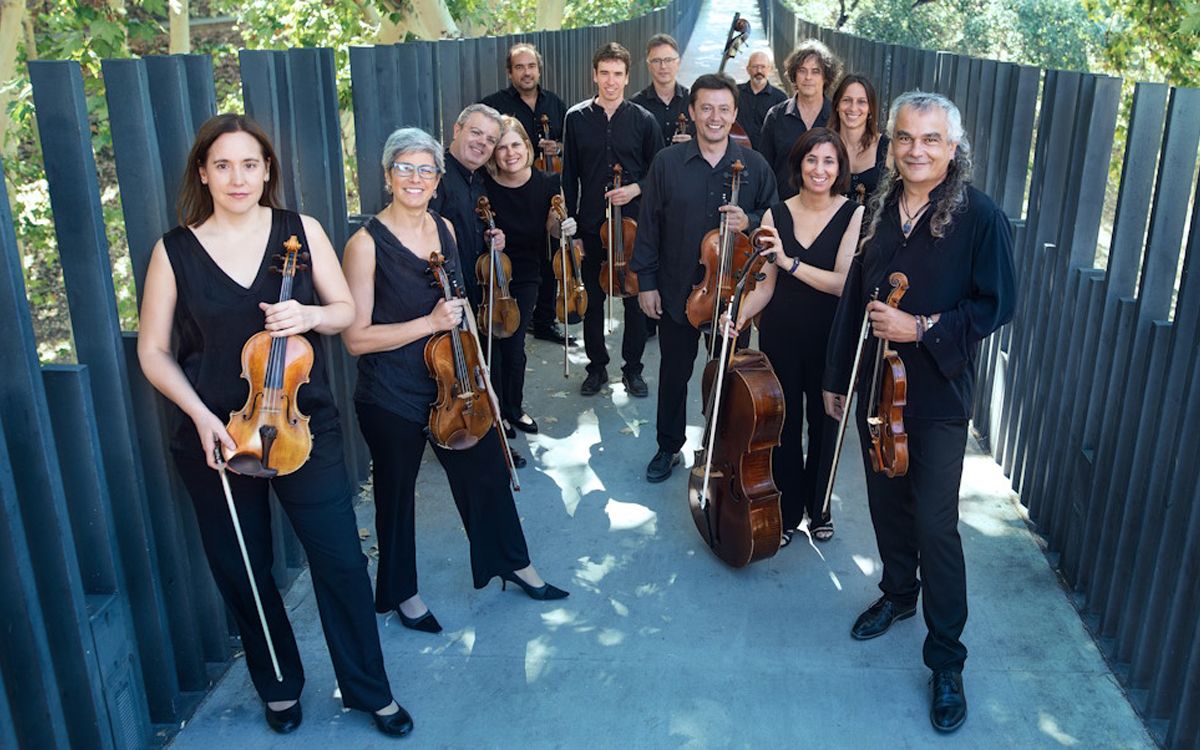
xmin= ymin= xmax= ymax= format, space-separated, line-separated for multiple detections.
xmin=736 ymin=51 xmax=787 ymax=151
xmin=562 ymin=42 xmax=663 ymax=397
xmin=479 ymin=43 xmax=573 ymax=345
xmin=760 ymin=39 xmax=841 ymax=199
xmin=632 ymin=74 xmax=778 ymax=482
xmin=822 ymin=92 xmax=1016 ymax=734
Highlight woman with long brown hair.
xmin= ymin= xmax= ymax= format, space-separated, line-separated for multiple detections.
xmin=137 ymin=114 xmax=412 ymax=736
xmin=829 ymin=74 xmax=890 ymax=203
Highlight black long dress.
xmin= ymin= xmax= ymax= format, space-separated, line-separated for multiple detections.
xmin=758 ymin=199 xmax=859 ymax=532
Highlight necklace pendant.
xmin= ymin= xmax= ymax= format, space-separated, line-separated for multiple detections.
xmin=902 ymin=220 xmax=912 ymax=234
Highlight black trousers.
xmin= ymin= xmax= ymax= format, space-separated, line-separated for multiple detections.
xmin=857 ymin=414 xmax=969 ymax=672
xmin=490 ymin=278 xmax=538 ymax=423
xmin=656 ymin=313 xmax=700 ymax=454
xmin=532 ymin=239 xmax=557 ymax=330
xmin=580 ymin=233 xmax=646 ymax=376
xmin=355 ymin=403 xmax=531 ymax=611
xmin=760 ymin=331 xmax=836 ymax=531
xmin=172 ymin=429 xmax=393 ymax=711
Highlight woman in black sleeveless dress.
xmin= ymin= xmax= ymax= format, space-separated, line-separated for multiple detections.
xmin=734 ymin=128 xmax=864 ymax=545
xmin=830 ymin=74 xmax=890 ymax=204
xmin=137 ymin=114 xmax=412 ymax=737
xmin=342 ymin=127 xmax=567 ymax=638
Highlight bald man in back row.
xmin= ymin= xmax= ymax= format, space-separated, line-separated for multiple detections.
xmin=736 ymin=51 xmax=787 ymax=151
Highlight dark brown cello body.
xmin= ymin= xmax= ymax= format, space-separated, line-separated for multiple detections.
xmin=600 ymin=163 xmax=639 ymax=298
xmin=225 ymin=234 xmax=313 ymax=478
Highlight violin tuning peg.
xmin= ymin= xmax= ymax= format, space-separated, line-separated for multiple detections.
xmin=300 ymin=252 xmax=311 ymax=261
xmin=295 ymin=264 xmax=308 ymax=272
xmin=269 ymin=266 xmax=281 ymax=274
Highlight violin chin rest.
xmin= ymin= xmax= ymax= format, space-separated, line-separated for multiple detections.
xmin=226 ymin=453 xmax=279 ymax=479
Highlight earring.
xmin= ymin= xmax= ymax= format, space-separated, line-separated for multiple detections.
xmin=432 ymin=189 xmax=438 ymax=199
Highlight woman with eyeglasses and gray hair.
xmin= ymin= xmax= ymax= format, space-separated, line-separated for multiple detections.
xmin=822 ymin=91 xmax=1016 ymax=733
xmin=342 ymin=127 xmax=568 ymax=640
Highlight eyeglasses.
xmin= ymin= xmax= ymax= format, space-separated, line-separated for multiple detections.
xmin=391 ymin=162 xmax=441 ymax=180
xmin=648 ymin=56 xmax=679 ymax=67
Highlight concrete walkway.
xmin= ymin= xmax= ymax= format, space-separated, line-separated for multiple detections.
xmin=168 ymin=2 xmax=1155 ymax=748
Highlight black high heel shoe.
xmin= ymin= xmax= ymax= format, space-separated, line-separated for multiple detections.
xmin=265 ymin=701 xmax=302 ymax=734
xmin=372 ymin=702 xmax=414 ymax=737
xmin=500 ymin=571 xmax=569 ymax=600
xmin=397 ymin=608 xmax=442 ymax=633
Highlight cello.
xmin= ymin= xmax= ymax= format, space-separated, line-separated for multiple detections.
xmin=550 ymin=193 xmax=586 ymax=376
xmin=424 ymin=251 xmax=521 ymax=490
xmin=599 ymin=163 xmax=639 ymax=328
xmin=718 ymin=13 xmax=753 ymax=150
xmin=534 ymin=114 xmax=562 ymax=174
xmin=688 ymin=230 xmax=785 ymax=567
xmin=474 ymin=196 xmax=521 ymax=366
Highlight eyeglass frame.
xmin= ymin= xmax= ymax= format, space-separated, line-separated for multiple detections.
xmin=390 ymin=161 xmax=442 ymax=180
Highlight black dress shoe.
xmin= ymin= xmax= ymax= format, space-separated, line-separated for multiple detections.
xmin=533 ymin=322 xmax=576 ymax=345
xmin=512 ymin=415 xmax=539 ymax=434
xmin=930 ymin=670 xmax=967 ymax=732
xmin=646 ymin=450 xmax=681 ymax=483
xmin=622 ymin=372 xmax=649 ymax=398
xmin=850 ymin=596 xmax=917 ymax=640
xmin=503 ymin=422 xmax=516 ymax=439
xmin=373 ymin=703 xmax=414 ymax=737
xmin=510 ymin=448 xmax=527 ymax=469
xmin=500 ymin=571 xmax=569 ymax=600
xmin=265 ymin=701 xmax=302 ymax=734
xmin=580 ymin=370 xmax=609 ymax=396
xmin=397 ymin=608 xmax=442 ymax=633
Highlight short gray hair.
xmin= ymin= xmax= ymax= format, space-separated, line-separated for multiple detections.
xmin=455 ymin=103 xmax=503 ymax=130
xmin=886 ymin=90 xmax=967 ymax=147
xmin=380 ymin=127 xmax=444 ymax=180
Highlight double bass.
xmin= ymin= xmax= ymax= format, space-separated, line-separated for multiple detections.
xmin=600 ymin=163 xmax=639 ymax=327
xmin=688 ymin=230 xmax=784 ymax=567
xmin=474 ymin=196 xmax=520 ymax=365
xmin=550 ymin=193 xmax=586 ymax=376
xmin=423 ymin=252 xmax=520 ymax=490
xmin=718 ymin=13 xmax=753 ymax=150
xmin=534 ymin=114 xmax=562 ymax=174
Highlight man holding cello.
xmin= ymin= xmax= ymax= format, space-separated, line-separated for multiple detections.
xmin=822 ymin=91 xmax=1015 ymax=733
xmin=631 ymin=73 xmax=776 ymax=483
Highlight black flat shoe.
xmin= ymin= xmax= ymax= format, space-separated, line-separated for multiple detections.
xmin=580 ymin=370 xmax=608 ymax=396
xmin=397 ymin=608 xmax=442 ymax=634
xmin=500 ymin=571 xmax=569 ymax=600
xmin=503 ymin=422 xmax=516 ymax=439
xmin=622 ymin=372 xmax=649 ymax=398
xmin=512 ymin=416 xmax=539 ymax=434
xmin=510 ymin=448 xmax=527 ymax=469
xmin=850 ymin=595 xmax=917 ymax=640
xmin=646 ymin=450 xmax=681 ymax=483
xmin=373 ymin=703 xmax=414 ymax=737
xmin=930 ymin=670 xmax=967 ymax=732
xmin=265 ymin=701 xmax=302 ymax=734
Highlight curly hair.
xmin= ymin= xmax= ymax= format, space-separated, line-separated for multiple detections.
xmin=783 ymin=39 xmax=842 ymax=97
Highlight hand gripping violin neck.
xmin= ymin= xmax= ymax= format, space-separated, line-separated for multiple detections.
xmin=534 ymin=114 xmax=562 ymax=174
xmin=550 ymin=193 xmax=586 ymax=377
xmin=600 ymin=163 xmax=639 ymax=314
xmin=474 ymin=196 xmax=520 ymax=365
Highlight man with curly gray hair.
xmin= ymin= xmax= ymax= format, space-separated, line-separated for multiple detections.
xmin=822 ymin=90 xmax=1016 ymax=734
xmin=760 ymin=38 xmax=842 ymax=199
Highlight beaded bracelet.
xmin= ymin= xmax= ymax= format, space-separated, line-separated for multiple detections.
xmin=788 ymin=257 xmax=801 ymax=275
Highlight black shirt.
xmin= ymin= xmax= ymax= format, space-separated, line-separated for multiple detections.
xmin=631 ymin=138 xmax=778 ymax=324
xmin=479 ymin=85 xmax=568 ymax=145
xmin=847 ymin=133 xmax=890 ymax=204
xmin=482 ymin=170 xmax=561 ymax=284
xmin=631 ymin=82 xmax=692 ymax=146
xmin=562 ymin=98 xmax=663 ymax=235
xmin=823 ymin=183 xmax=1017 ymax=420
xmin=736 ymin=81 xmax=787 ymax=151
xmin=760 ymin=96 xmax=833 ymax=200
xmin=429 ymin=150 xmax=487 ymax=304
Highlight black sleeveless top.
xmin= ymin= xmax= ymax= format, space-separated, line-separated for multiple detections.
xmin=163 ymin=208 xmax=338 ymax=450
xmin=848 ymin=133 xmax=889 ymax=204
xmin=759 ymin=199 xmax=859 ymax=349
xmin=483 ymin=170 xmax=561 ymax=284
xmin=354 ymin=210 xmax=461 ymax=424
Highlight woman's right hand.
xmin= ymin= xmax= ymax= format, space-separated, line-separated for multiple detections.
xmin=192 ymin=409 xmax=237 ymax=471
xmin=428 ymin=298 xmax=466 ymax=331
xmin=822 ymin=390 xmax=846 ymax=421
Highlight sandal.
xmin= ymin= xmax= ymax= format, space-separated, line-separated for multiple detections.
xmin=811 ymin=522 xmax=835 ymax=542
xmin=780 ymin=528 xmax=796 ymax=548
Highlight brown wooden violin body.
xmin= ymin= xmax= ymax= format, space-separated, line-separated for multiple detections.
xmin=534 ymin=114 xmax=562 ymax=174
xmin=225 ymin=235 xmax=313 ymax=478
xmin=550 ymin=194 xmax=586 ymax=324
xmin=474 ymin=196 xmax=520 ymax=340
xmin=685 ymin=160 xmax=758 ymax=331
xmin=600 ymin=163 xmax=639 ymax=298
xmin=424 ymin=253 xmax=497 ymax=450
xmin=866 ymin=272 xmax=909 ymax=477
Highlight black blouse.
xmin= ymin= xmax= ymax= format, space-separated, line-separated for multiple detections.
xmin=483 ymin=170 xmax=561 ymax=284
xmin=823 ymin=183 xmax=1017 ymax=420
xmin=848 ymin=134 xmax=890 ymax=204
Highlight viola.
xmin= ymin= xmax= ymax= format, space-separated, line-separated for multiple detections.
xmin=423 ymin=252 xmax=521 ymax=489
xmin=224 ymin=234 xmax=313 ymax=478
xmin=866 ymin=272 xmax=909 ymax=477
xmin=534 ymin=114 xmax=562 ymax=174
xmin=550 ymin=194 xmax=586 ymax=376
xmin=688 ymin=230 xmax=784 ymax=567
xmin=672 ymin=113 xmax=689 ymax=141
xmin=685 ymin=160 xmax=760 ymax=333
xmin=599 ymin=163 xmax=639 ymax=302
xmin=718 ymin=14 xmax=753 ymax=150
xmin=474 ymin=196 xmax=521 ymax=360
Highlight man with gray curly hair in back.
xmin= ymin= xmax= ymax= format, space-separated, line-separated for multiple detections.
xmin=822 ymin=91 xmax=1017 ymax=734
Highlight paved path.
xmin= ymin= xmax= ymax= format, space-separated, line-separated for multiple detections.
xmin=168 ymin=2 xmax=1155 ymax=747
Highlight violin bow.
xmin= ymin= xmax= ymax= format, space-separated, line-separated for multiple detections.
xmin=821 ymin=287 xmax=878 ymax=516
xmin=213 ymin=444 xmax=284 ymax=682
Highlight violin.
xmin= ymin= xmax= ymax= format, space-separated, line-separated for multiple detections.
xmin=685 ymin=160 xmax=760 ymax=334
xmin=474 ymin=196 xmax=521 ymax=361
xmin=224 ymin=234 xmax=313 ymax=478
xmin=688 ymin=229 xmax=784 ymax=567
xmin=866 ymin=272 xmax=909 ymax=477
xmin=599 ymin=163 xmax=639 ymax=302
xmin=672 ymin=113 xmax=689 ymax=141
xmin=423 ymin=252 xmax=521 ymax=489
xmin=534 ymin=114 xmax=562 ymax=174
xmin=550 ymin=194 xmax=586 ymax=376
xmin=718 ymin=14 xmax=753 ymax=150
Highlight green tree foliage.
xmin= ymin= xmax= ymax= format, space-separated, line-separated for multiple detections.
xmin=1083 ymin=0 xmax=1200 ymax=86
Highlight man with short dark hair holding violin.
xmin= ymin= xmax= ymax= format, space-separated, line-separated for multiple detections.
xmin=631 ymin=73 xmax=776 ymax=483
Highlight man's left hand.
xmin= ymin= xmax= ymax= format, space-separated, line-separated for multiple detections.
xmin=720 ymin=204 xmax=749 ymax=233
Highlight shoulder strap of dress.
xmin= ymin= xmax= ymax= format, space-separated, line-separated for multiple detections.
xmin=771 ymin=200 xmax=794 ymax=236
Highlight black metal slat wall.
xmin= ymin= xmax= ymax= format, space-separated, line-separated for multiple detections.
xmin=764 ymin=2 xmax=1200 ymax=747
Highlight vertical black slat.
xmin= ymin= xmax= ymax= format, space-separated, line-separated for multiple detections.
xmin=962 ymin=57 xmax=982 ymax=148
xmin=461 ymin=37 xmax=480 ymax=109
xmin=1165 ymin=587 xmax=1200 ymax=749
xmin=29 ymin=60 xmax=193 ymax=722
xmin=44 ymin=364 xmax=154 ymax=749
xmin=102 ymin=59 xmax=173 ymax=303
xmin=350 ymin=46 xmax=384 ymax=216
xmin=143 ymin=56 xmax=200 ymax=214
xmin=973 ymin=59 xmax=996 ymax=187
xmin=983 ymin=62 xmax=1013 ymax=201
xmin=1000 ymin=66 xmax=1040 ymax=219
xmin=240 ymin=50 xmax=300 ymax=209
xmin=181 ymin=54 xmax=217 ymax=127
xmin=477 ymin=35 xmax=498 ymax=100
xmin=0 ymin=424 xmax=71 ymax=748
xmin=416 ymin=42 xmax=439 ymax=136
xmin=437 ymin=40 xmax=464 ymax=141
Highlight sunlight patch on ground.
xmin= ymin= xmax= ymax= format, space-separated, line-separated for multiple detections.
xmin=960 ymin=453 xmax=1018 ymax=501
xmin=524 ymin=636 xmax=555 ymax=684
xmin=528 ymin=407 xmax=604 ymax=516
xmin=853 ymin=554 xmax=877 ymax=576
xmin=604 ymin=497 xmax=658 ymax=535
xmin=540 ymin=608 xmax=579 ymax=631
xmin=1037 ymin=711 xmax=1080 ymax=746
xmin=609 ymin=598 xmax=629 ymax=616
xmin=669 ymin=698 xmax=731 ymax=749
xmin=597 ymin=628 xmax=625 ymax=646
xmin=575 ymin=554 xmax=620 ymax=592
